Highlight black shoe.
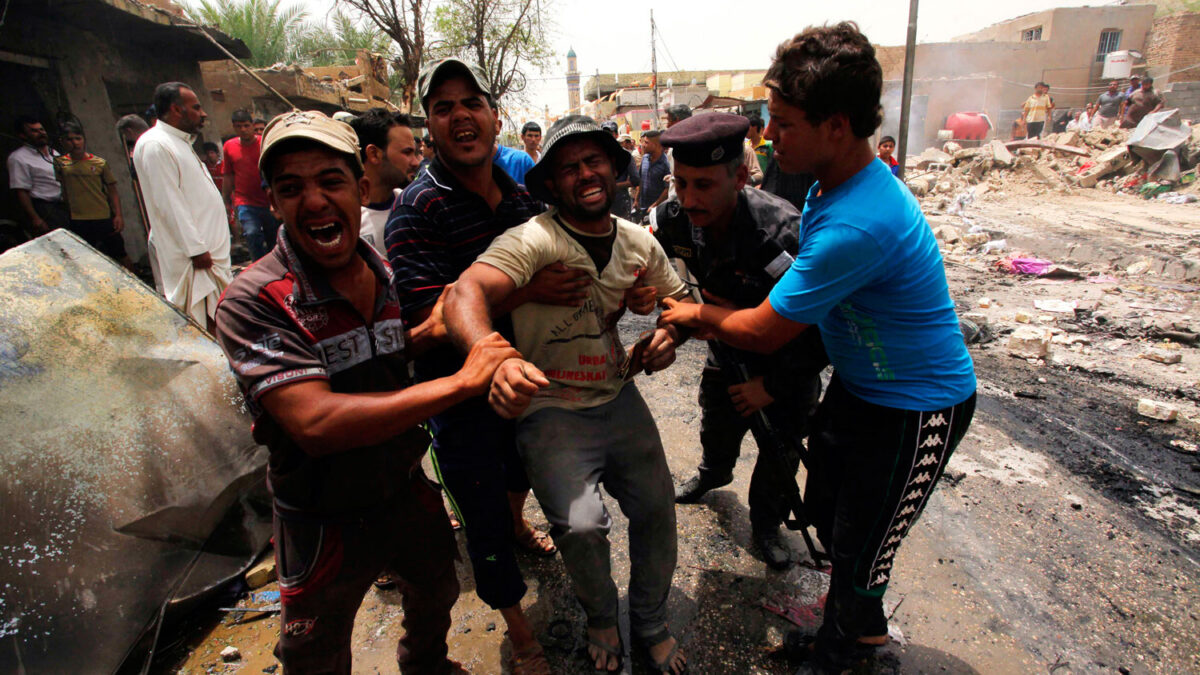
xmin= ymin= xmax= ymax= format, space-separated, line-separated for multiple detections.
xmin=754 ymin=528 xmax=794 ymax=570
xmin=675 ymin=472 xmax=732 ymax=503
xmin=785 ymin=629 xmax=883 ymax=672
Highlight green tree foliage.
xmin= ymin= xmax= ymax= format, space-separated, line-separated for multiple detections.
xmin=299 ymin=11 xmax=394 ymax=67
xmin=184 ymin=0 xmax=312 ymax=67
xmin=429 ymin=0 xmax=556 ymax=101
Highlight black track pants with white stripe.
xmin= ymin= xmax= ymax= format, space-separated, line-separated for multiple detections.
xmin=805 ymin=374 xmax=975 ymax=659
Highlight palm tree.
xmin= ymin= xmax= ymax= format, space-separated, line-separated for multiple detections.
xmin=300 ymin=10 xmax=394 ymax=67
xmin=185 ymin=0 xmax=312 ymax=67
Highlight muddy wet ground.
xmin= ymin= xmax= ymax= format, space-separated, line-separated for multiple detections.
xmin=162 ymin=191 xmax=1199 ymax=675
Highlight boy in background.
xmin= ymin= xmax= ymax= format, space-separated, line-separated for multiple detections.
xmin=55 ymin=122 xmax=135 ymax=271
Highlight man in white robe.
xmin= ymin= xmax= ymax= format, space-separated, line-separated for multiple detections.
xmin=133 ymin=82 xmax=232 ymax=329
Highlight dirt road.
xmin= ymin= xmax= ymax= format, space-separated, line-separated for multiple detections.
xmin=164 ymin=190 xmax=1199 ymax=675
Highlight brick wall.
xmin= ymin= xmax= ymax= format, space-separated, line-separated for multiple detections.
xmin=1163 ymin=81 xmax=1200 ymax=123
xmin=1145 ymin=13 xmax=1200 ymax=83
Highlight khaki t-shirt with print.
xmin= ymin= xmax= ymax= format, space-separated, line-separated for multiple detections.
xmin=477 ymin=208 xmax=689 ymax=419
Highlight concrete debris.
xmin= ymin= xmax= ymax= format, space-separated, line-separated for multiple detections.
xmin=934 ymin=225 xmax=962 ymax=243
xmin=1140 ymin=349 xmax=1183 ymax=365
xmin=962 ymin=232 xmax=990 ymax=247
xmin=989 ymin=139 xmax=1015 ymax=167
xmin=221 ymin=646 xmax=241 ymax=662
xmin=1007 ymin=326 xmax=1052 ymax=359
xmin=1136 ymin=398 xmax=1179 ymax=422
xmin=907 ymin=126 xmax=1200 ymax=204
xmin=1169 ymin=439 xmax=1198 ymax=454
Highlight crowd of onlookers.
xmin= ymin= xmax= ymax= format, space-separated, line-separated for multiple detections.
xmin=1012 ymin=75 xmax=1165 ymax=140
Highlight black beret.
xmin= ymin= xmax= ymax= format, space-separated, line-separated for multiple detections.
xmin=660 ymin=112 xmax=750 ymax=168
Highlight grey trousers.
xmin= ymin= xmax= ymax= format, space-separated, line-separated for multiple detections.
xmin=516 ymin=384 xmax=678 ymax=637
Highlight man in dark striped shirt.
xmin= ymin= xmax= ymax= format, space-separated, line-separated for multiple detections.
xmin=384 ymin=58 xmax=590 ymax=675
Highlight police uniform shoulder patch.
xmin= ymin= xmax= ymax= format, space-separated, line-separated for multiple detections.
xmin=672 ymin=245 xmax=693 ymax=258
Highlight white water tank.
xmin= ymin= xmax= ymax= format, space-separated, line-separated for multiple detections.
xmin=1102 ymin=51 xmax=1133 ymax=80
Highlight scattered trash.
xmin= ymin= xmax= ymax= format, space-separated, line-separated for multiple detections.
xmin=221 ymin=646 xmax=242 ymax=662
xmin=978 ymin=297 xmax=992 ymax=308
xmin=1002 ymin=257 xmax=1053 ymax=275
xmin=1158 ymin=192 xmax=1198 ymax=204
xmin=981 ymin=239 xmax=1008 ymax=254
xmin=1034 ymin=299 xmax=1079 ymax=314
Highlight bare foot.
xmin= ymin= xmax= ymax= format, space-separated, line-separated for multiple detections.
xmin=586 ymin=625 xmax=622 ymax=672
xmin=647 ymin=633 xmax=686 ymax=674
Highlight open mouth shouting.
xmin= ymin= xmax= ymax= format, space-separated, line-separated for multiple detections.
xmin=302 ymin=217 xmax=349 ymax=254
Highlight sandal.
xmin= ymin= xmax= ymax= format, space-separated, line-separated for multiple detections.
xmin=515 ymin=526 xmax=557 ymax=557
xmin=510 ymin=642 xmax=551 ymax=675
xmin=634 ymin=626 xmax=686 ymax=675
xmin=584 ymin=630 xmax=623 ymax=672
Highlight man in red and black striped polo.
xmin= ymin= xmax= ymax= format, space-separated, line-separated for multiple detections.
xmin=214 ymin=110 xmax=518 ymax=674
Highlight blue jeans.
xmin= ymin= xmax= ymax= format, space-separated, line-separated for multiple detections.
xmin=236 ymin=205 xmax=279 ymax=260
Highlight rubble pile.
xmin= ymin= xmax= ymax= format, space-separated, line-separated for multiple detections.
xmin=908 ymin=123 xmax=1200 ymax=210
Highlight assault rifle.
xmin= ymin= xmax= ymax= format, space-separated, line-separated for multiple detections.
xmin=706 ymin=338 xmax=828 ymax=567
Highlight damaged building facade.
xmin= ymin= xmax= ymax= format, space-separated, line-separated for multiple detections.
xmin=201 ymin=50 xmax=395 ymax=140
xmin=0 ymin=0 xmax=248 ymax=263
xmin=874 ymin=4 xmax=1158 ymax=151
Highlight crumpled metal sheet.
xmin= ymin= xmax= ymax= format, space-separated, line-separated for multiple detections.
xmin=0 ymin=231 xmax=269 ymax=674
xmin=1128 ymin=108 xmax=1192 ymax=163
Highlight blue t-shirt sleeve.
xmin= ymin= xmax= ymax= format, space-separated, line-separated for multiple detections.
xmin=768 ymin=223 xmax=887 ymax=325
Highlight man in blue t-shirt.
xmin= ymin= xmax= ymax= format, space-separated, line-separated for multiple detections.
xmin=659 ymin=22 xmax=976 ymax=674
xmin=493 ymin=141 xmax=535 ymax=184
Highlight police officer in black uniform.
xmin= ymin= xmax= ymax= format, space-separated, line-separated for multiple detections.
xmin=654 ymin=112 xmax=827 ymax=569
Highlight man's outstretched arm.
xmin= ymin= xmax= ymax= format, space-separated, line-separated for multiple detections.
xmin=445 ymin=262 xmax=551 ymax=419
xmin=659 ymin=296 xmax=809 ymax=354
xmin=444 ymin=262 xmax=520 ymax=352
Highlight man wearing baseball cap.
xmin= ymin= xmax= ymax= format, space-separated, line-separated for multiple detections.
xmin=214 ymin=110 xmax=519 ymax=674
xmin=385 ymin=58 xmax=591 ymax=675
xmin=654 ymin=112 xmax=828 ymax=571
xmin=443 ymin=115 xmax=691 ymax=674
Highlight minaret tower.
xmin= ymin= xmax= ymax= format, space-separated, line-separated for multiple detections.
xmin=566 ymin=47 xmax=580 ymax=113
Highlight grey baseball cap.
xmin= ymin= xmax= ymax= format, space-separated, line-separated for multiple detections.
xmin=417 ymin=58 xmax=494 ymax=113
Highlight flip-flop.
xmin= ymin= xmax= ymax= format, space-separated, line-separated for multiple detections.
xmin=515 ymin=527 xmax=558 ymax=557
xmin=635 ymin=627 xmax=687 ymax=675
xmin=584 ymin=632 xmax=623 ymax=673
